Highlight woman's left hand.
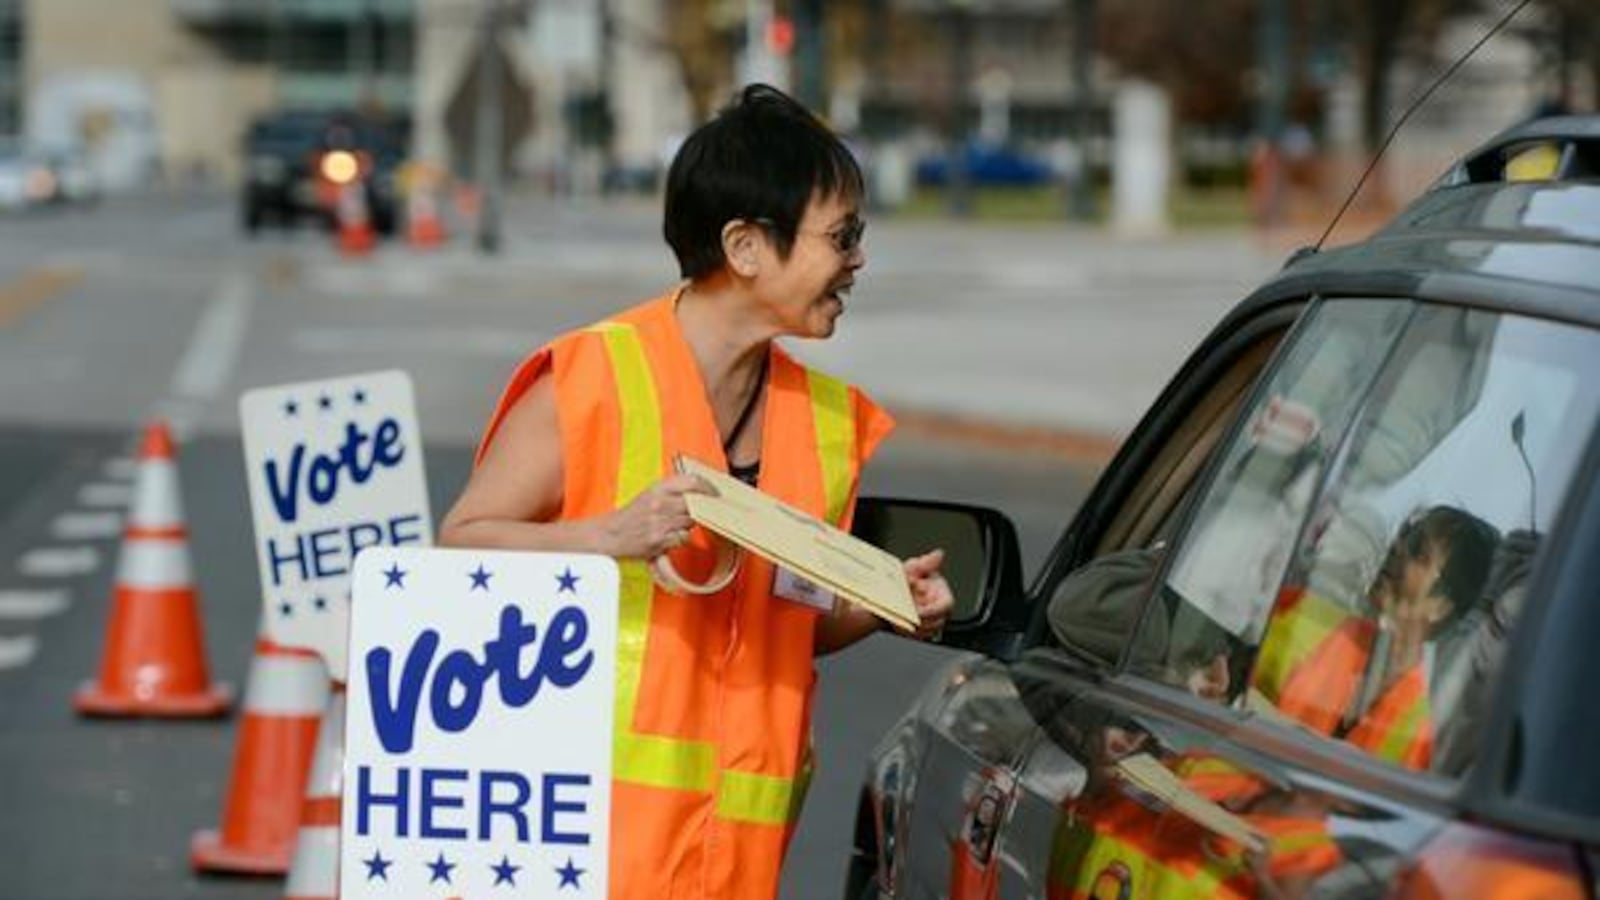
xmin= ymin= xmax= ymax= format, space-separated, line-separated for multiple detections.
xmin=902 ymin=549 xmax=954 ymax=641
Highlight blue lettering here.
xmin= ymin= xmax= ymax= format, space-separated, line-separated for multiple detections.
xmin=357 ymin=767 xmax=589 ymax=846
xmin=365 ymin=605 xmax=595 ymax=755
xmin=265 ymin=516 xmax=425 ymax=587
xmin=262 ymin=416 xmax=408 ymax=523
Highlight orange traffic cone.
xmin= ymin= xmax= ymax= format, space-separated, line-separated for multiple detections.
xmin=284 ymin=687 xmax=345 ymax=900
xmin=75 ymin=421 xmax=231 ymax=717
xmin=192 ymin=625 xmax=330 ymax=875
xmin=335 ymin=182 xmax=375 ymax=257
xmin=405 ymin=188 xmax=446 ymax=249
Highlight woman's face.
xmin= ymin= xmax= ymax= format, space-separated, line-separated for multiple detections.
xmin=757 ymin=191 xmax=865 ymax=339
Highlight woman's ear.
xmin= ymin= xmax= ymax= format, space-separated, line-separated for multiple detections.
xmin=721 ymin=220 xmax=763 ymax=278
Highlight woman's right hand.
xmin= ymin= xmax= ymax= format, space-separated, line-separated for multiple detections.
xmin=598 ymin=473 xmax=714 ymax=559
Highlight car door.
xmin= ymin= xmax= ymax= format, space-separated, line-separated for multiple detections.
xmin=1004 ymin=297 xmax=1600 ymax=899
xmin=871 ymin=298 xmax=1300 ymax=899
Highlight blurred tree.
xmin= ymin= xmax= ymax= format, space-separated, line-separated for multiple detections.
xmin=1536 ymin=0 xmax=1600 ymax=112
xmin=1334 ymin=0 xmax=1488 ymax=151
xmin=1097 ymin=0 xmax=1258 ymax=124
xmin=663 ymin=0 xmax=738 ymax=122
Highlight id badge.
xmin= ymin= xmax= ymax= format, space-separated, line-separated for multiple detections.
xmin=773 ymin=567 xmax=836 ymax=613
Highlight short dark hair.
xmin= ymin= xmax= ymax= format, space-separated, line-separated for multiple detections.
xmin=663 ymin=83 xmax=864 ymax=279
xmin=1401 ymin=505 xmax=1501 ymax=626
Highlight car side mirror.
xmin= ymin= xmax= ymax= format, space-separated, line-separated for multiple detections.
xmin=852 ymin=497 xmax=1028 ymax=655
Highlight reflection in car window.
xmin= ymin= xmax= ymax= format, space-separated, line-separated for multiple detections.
xmin=1249 ymin=306 xmax=1600 ymax=776
xmin=1144 ymin=301 xmax=1410 ymax=699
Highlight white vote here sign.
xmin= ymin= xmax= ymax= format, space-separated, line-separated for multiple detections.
xmin=342 ymin=547 xmax=617 ymax=899
xmin=240 ymin=370 xmax=432 ymax=679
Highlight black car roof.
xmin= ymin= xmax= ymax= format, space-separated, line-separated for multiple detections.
xmin=1236 ymin=115 xmax=1600 ymax=330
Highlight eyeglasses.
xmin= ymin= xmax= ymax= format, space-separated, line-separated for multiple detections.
xmin=754 ymin=214 xmax=867 ymax=256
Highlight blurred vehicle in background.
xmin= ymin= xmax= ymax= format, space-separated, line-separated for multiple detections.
xmin=0 ymin=139 xmax=63 ymax=211
xmin=241 ymin=109 xmax=405 ymax=236
xmin=915 ymin=141 xmax=1055 ymax=188
xmin=43 ymin=148 xmax=102 ymax=206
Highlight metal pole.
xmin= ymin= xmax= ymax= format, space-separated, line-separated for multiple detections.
xmin=598 ymin=0 xmax=617 ymax=191
xmin=1255 ymin=0 xmax=1289 ymax=226
xmin=946 ymin=3 xmax=973 ymax=218
xmin=1066 ymin=0 xmax=1096 ymax=221
xmin=794 ymin=0 xmax=825 ymax=113
xmin=474 ymin=0 xmax=504 ymax=254
xmin=351 ymin=0 xmax=376 ymax=107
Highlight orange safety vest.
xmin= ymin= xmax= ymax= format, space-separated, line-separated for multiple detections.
xmin=475 ymin=292 xmax=893 ymax=900
xmin=1251 ymin=589 xmax=1433 ymax=769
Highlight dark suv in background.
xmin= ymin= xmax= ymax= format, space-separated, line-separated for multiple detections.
xmin=240 ymin=109 xmax=404 ymax=236
xmin=849 ymin=117 xmax=1600 ymax=899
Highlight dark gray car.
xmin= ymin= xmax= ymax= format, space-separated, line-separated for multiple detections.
xmin=848 ymin=117 xmax=1600 ymax=899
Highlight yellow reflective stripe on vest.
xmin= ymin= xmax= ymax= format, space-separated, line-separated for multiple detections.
xmin=805 ymin=369 xmax=854 ymax=525
xmin=590 ymin=323 xmax=659 ymax=506
xmin=1366 ymin=688 xmax=1431 ymax=766
xmin=717 ymin=769 xmax=795 ymax=825
xmin=591 ymin=323 xmax=718 ymax=793
xmin=1252 ymin=593 xmax=1348 ymax=702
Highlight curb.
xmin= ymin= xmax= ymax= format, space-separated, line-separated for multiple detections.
xmin=892 ymin=407 xmax=1122 ymax=467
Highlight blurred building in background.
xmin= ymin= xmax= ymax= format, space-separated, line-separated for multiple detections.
xmin=17 ymin=0 xmax=414 ymax=189
xmin=1 ymin=0 xmax=1594 ymax=208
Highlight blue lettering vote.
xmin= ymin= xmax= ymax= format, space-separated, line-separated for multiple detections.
xmin=264 ymin=417 xmax=405 ymax=523
xmin=366 ymin=605 xmax=594 ymax=754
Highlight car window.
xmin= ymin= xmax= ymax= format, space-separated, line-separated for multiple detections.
xmin=1141 ymin=300 xmax=1410 ymax=688
xmin=1247 ymin=305 xmax=1600 ymax=776
xmin=1040 ymin=316 xmax=1290 ymax=664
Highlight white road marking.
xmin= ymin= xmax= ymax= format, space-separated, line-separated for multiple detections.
xmin=17 ymin=546 xmax=100 ymax=578
xmin=0 ymin=635 xmax=38 ymax=669
xmin=101 ymin=457 xmax=137 ymax=481
xmin=51 ymin=510 xmax=122 ymax=541
xmin=171 ymin=272 xmax=254 ymax=401
xmin=291 ymin=326 xmax=543 ymax=357
xmin=0 ymin=590 xmax=70 ymax=619
xmin=78 ymin=482 xmax=132 ymax=508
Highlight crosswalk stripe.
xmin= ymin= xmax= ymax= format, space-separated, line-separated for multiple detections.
xmin=77 ymin=483 xmax=132 ymax=508
xmin=101 ymin=457 xmax=137 ymax=481
xmin=0 ymin=590 xmax=70 ymax=619
xmin=17 ymin=547 xmax=100 ymax=578
xmin=0 ymin=634 xmax=39 ymax=669
xmin=51 ymin=511 xmax=122 ymax=541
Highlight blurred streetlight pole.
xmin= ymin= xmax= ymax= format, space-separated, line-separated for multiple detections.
xmin=1066 ymin=0 xmax=1096 ymax=222
xmin=1255 ymin=0 xmax=1289 ymax=227
xmin=598 ymin=0 xmax=618 ymax=191
xmin=474 ymin=0 xmax=504 ymax=255
xmin=793 ymin=0 xmax=825 ymax=113
xmin=945 ymin=0 xmax=974 ymax=218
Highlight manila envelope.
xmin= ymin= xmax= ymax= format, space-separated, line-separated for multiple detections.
xmin=676 ymin=455 xmax=919 ymax=632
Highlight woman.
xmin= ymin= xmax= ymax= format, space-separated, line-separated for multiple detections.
xmin=441 ymin=84 xmax=952 ymax=900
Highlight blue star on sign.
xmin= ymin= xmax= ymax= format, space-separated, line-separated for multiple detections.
xmin=278 ymin=600 xmax=293 ymax=618
xmin=427 ymin=852 xmax=456 ymax=884
xmin=318 ymin=394 xmax=333 ymax=411
xmin=313 ymin=595 xmax=328 ymax=612
xmin=556 ymin=857 xmax=585 ymax=890
xmin=383 ymin=564 xmax=407 ymax=589
xmin=469 ymin=564 xmax=493 ymax=591
xmin=353 ymin=388 xmax=368 ymax=405
xmin=283 ymin=399 xmax=299 ymax=417
xmin=363 ymin=850 xmax=392 ymax=881
xmin=491 ymin=855 xmax=520 ymax=887
xmin=556 ymin=567 xmax=580 ymax=593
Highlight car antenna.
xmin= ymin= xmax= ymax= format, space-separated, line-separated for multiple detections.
xmin=1311 ymin=0 xmax=1537 ymax=252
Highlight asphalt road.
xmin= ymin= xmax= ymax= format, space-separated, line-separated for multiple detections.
xmin=0 ymin=194 xmax=1101 ymax=899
